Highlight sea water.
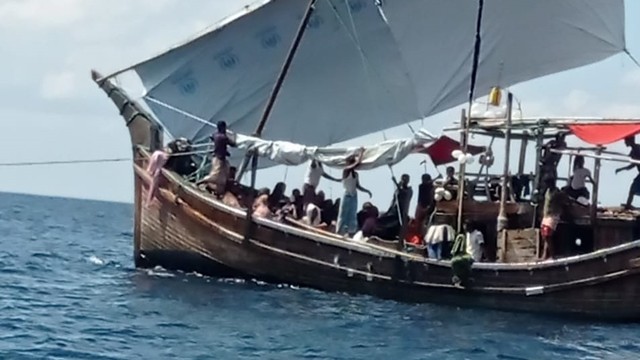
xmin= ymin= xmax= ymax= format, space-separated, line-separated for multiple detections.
xmin=0 ymin=192 xmax=638 ymax=359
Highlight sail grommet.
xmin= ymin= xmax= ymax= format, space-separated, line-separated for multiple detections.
xmin=603 ymin=255 xmax=607 ymax=263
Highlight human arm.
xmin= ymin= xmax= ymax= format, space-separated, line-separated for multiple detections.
xmin=357 ymin=179 xmax=372 ymax=198
xmin=322 ymin=172 xmax=341 ymax=182
xmin=345 ymin=147 xmax=366 ymax=171
xmin=616 ymin=164 xmax=634 ymax=174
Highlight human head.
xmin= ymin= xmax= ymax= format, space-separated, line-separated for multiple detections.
xmin=463 ymin=218 xmax=472 ymax=232
xmin=292 ymin=188 xmax=301 ymax=198
xmin=346 ymin=154 xmax=357 ymax=166
xmin=421 ymin=173 xmax=432 ymax=184
xmin=273 ymin=182 xmax=286 ymax=196
xmin=574 ymin=155 xmax=584 ymax=169
xmin=400 ymin=174 xmax=410 ymax=186
xmin=258 ymin=187 xmax=270 ymax=197
xmin=217 ymin=120 xmax=227 ymax=133
xmin=446 ymin=166 xmax=455 ymax=177
xmin=316 ymin=190 xmax=326 ymax=203
xmin=625 ymin=136 xmax=636 ymax=147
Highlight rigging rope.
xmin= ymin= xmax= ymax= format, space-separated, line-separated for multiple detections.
xmin=0 ymin=148 xmax=216 ymax=168
xmin=0 ymin=158 xmax=133 ymax=167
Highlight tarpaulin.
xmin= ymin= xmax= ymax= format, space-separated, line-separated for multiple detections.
xmin=569 ymin=124 xmax=640 ymax=145
xmin=418 ymin=136 xmax=486 ymax=166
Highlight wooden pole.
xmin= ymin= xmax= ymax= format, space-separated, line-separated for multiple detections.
xmin=550 ymin=148 xmax=640 ymax=166
xmin=497 ymin=92 xmax=514 ymax=234
xmin=591 ymin=146 xmax=603 ymax=224
xmin=244 ymin=151 xmax=259 ymax=243
xmin=517 ymin=131 xmax=528 ymax=176
xmin=456 ymin=108 xmax=468 ymax=233
xmin=531 ymin=122 xmax=544 ymax=228
xmin=253 ymin=0 xmax=316 ymax=137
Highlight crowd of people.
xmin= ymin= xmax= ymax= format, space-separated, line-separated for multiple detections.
xmin=146 ymin=120 xmax=640 ymax=262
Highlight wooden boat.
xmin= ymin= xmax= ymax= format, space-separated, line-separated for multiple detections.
xmin=90 ymin=1 xmax=640 ymax=321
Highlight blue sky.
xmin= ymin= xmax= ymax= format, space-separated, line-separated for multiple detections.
xmin=0 ymin=0 xmax=639 ymax=211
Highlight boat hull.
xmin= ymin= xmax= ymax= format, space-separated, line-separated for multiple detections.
xmin=135 ymin=159 xmax=640 ymax=321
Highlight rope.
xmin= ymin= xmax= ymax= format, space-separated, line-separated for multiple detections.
xmin=0 ymin=158 xmax=133 ymax=167
xmin=0 ymin=148 xmax=214 ymax=168
xmin=625 ymin=49 xmax=640 ymax=68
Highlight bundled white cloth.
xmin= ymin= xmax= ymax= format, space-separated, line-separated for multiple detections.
xmin=231 ymin=129 xmax=437 ymax=170
xmin=424 ymin=224 xmax=456 ymax=245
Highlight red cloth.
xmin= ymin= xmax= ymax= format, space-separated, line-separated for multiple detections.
xmin=569 ymin=124 xmax=640 ymax=145
xmin=419 ymin=136 xmax=485 ymax=166
xmin=541 ymin=224 xmax=554 ymax=239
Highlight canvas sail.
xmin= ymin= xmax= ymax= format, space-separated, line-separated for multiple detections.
xmin=109 ymin=0 xmax=626 ymax=154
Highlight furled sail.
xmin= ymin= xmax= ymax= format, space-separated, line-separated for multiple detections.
xmin=111 ymin=0 xmax=626 ymax=150
xmin=232 ymin=128 xmax=437 ymax=170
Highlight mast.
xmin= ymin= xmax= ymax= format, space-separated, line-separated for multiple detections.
xmin=497 ymin=92 xmax=514 ymax=235
xmin=457 ymin=0 xmax=485 ymax=232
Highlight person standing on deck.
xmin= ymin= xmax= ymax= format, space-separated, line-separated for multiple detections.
xmin=539 ymin=132 xmax=567 ymax=196
xmin=564 ymin=155 xmax=594 ymax=200
xmin=465 ymin=220 xmax=485 ymax=262
xmin=198 ymin=121 xmax=236 ymax=197
xmin=414 ymin=174 xmax=435 ymax=225
xmin=302 ymin=160 xmax=340 ymax=208
xmin=336 ymin=149 xmax=372 ymax=236
xmin=388 ymin=174 xmax=413 ymax=227
xmin=615 ymin=136 xmax=640 ymax=210
xmin=541 ymin=176 xmax=567 ymax=259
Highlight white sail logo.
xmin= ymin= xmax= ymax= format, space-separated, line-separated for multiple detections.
xmin=348 ymin=0 xmax=366 ymax=13
xmin=214 ymin=49 xmax=239 ymax=71
xmin=258 ymin=27 xmax=281 ymax=49
xmin=170 ymin=68 xmax=199 ymax=96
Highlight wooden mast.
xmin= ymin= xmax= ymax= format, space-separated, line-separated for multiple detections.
xmin=457 ymin=0 xmax=485 ymax=232
xmin=497 ymin=92 xmax=514 ymax=236
xmin=591 ymin=146 xmax=603 ymax=224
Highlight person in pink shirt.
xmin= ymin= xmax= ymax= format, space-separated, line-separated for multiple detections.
xmin=145 ymin=148 xmax=171 ymax=206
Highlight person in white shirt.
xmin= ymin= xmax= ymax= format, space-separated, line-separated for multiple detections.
xmin=302 ymin=160 xmax=340 ymax=209
xmin=565 ymin=155 xmax=594 ymax=200
xmin=464 ymin=220 xmax=485 ymax=262
xmin=336 ymin=149 xmax=372 ymax=235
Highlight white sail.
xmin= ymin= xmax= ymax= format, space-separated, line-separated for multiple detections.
xmin=115 ymin=0 xmax=625 ymax=148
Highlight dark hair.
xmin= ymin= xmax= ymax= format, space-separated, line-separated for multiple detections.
xmin=573 ymin=155 xmax=584 ymax=170
xmin=217 ymin=120 xmax=227 ymax=133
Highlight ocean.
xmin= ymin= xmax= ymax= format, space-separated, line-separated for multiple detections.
xmin=0 ymin=192 xmax=638 ymax=359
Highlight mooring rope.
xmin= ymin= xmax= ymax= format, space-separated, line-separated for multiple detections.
xmin=0 ymin=158 xmax=133 ymax=167
xmin=0 ymin=148 xmax=217 ymax=167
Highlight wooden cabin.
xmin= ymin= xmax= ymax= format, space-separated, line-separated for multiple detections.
xmin=433 ymin=116 xmax=640 ymax=263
